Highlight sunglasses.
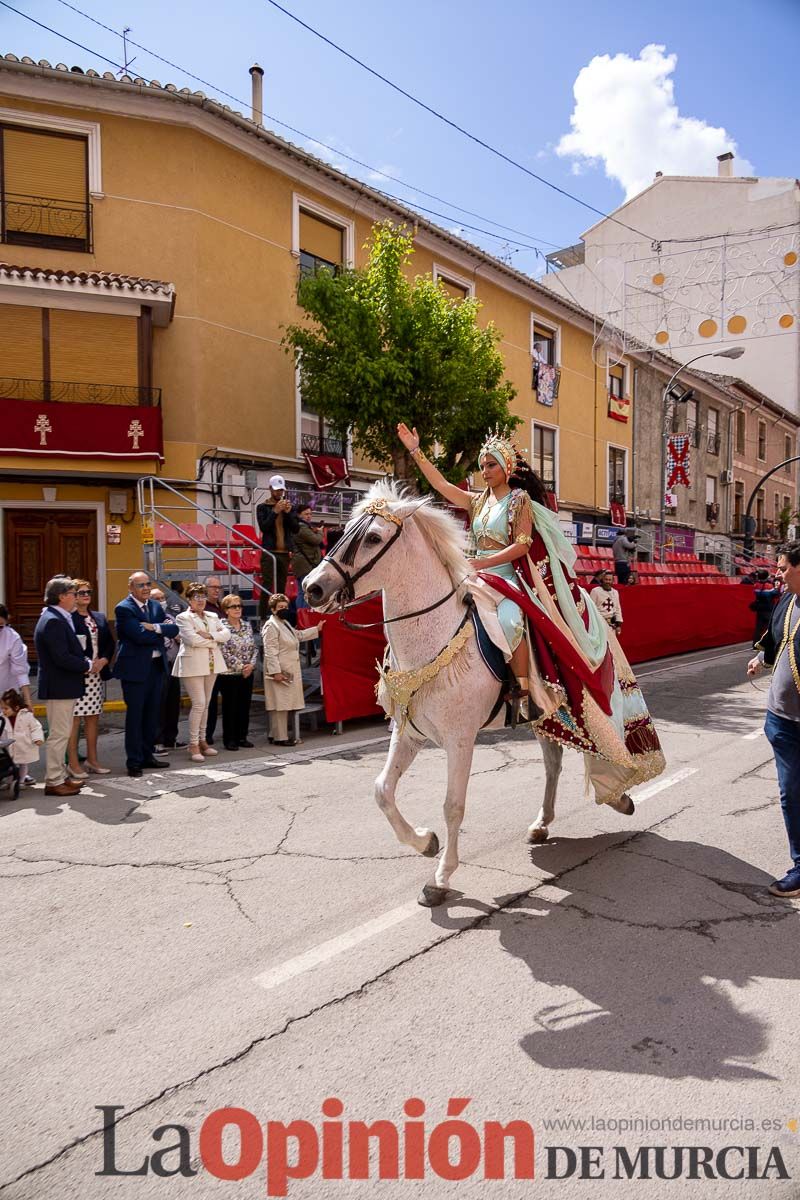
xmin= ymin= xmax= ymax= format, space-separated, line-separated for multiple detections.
xmin=76 ymin=590 xmax=92 ymax=597
xmin=227 ymin=603 xmax=243 ymax=609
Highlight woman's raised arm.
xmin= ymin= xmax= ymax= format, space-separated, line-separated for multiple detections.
xmin=397 ymin=423 xmax=472 ymax=511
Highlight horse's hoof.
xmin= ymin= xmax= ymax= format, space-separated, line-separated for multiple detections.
xmin=527 ymin=826 xmax=549 ymax=844
xmin=421 ymin=831 xmax=440 ymax=858
xmin=620 ymin=794 xmax=635 ymax=816
xmin=418 ymin=884 xmax=450 ymax=907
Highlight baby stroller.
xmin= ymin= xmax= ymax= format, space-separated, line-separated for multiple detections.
xmin=0 ymin=714 xmax=20 ymax=801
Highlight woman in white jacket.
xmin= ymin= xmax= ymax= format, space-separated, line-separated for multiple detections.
xmin=173 ymin=583 xmax=230 ymax=762
xmin=262 ymin=593 xmax=321 ymax=746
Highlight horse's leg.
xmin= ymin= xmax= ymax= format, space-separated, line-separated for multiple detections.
xmin=374 ymin=730 xmax=437 ymax=856
xmin=527 ymin=736 xmax=563 ymax=844
xmin=419 ymin=738 xmax=474 ymax=907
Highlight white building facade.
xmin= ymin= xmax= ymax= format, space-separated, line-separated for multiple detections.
xmin=542 ymin=156 xmax=800 ymax=415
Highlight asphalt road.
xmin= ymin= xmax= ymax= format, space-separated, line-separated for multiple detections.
xmin=1 ymin=643 xmax=798 ymax=1199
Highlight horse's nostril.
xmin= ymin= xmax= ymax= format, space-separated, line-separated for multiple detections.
xmin=305 ymin=584 xmax=323 ymax=605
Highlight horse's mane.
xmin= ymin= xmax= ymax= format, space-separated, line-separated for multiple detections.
xmin=352 ymin=479 xmax=470 ymax=589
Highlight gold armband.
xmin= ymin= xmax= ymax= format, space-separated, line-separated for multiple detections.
xmin=410 ymin=447 xmax=428 ymax=464
xmin=515 ymin=533 xmax=533 ymax=546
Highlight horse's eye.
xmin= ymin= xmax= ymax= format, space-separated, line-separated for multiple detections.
xmin=365 ymin=532 xmax=383 ymax=546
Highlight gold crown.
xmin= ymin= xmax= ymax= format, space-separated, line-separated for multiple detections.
xmin=479 ymin=426 xmax=518 ymax=477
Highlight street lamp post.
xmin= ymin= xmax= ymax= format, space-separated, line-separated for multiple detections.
xmin=658 ymin=346 xmax=745 ymax=563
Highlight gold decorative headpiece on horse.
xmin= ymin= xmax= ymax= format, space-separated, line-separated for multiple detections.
xmin=479 ymin=426 xmax=518 ymax=478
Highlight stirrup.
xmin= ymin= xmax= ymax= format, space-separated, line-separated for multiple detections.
xmin=506 ymin=684 xmax=543 ymax=728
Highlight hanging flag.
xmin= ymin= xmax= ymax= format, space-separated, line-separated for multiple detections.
xmin=303 ymin=451 xmax=351 ymax=490
xmin=666 ymin=435 xmax=691 ymax=488
xmin=609 ymin=502 xmax=626 ymax=527
xmin=608 ymin=392 xmax=630 ymax=422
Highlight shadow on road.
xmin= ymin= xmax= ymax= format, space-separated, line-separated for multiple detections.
xmin=430 ymin=833 xmax=798 ymax=1082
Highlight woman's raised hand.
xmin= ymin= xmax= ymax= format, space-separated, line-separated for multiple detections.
xmin=397 ymin=423 xmax=420 ymax=453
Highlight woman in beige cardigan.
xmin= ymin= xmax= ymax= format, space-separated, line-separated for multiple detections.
xmin=262 ymin=593 xmax=321 ymax=746
xmin=173 ymin=583 xmax=230 ymax=762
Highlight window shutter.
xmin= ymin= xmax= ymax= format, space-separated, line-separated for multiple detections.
xmin=299 ymin=211 xmax=344 ymax=264
xmin=0 ymin=304 xmax=43 ymax=379
xmin=2 ymin=128 xmax=87 ymax=202
xmin=49 ymin=311 xmax=139 ymax=388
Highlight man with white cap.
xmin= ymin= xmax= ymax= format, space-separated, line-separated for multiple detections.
xmin=256 ymin=474 xmax=299 ymax=614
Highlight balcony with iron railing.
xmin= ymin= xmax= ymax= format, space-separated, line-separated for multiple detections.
xmin=0 ymin=377 xmax=161 ymax=406
xmin=707 ymin=432 xmax=721 ymax=455
xmin=301 ymin=432 xmax=346 ymax=457
xmin=1 ymin=191 xmax=93 ymax=253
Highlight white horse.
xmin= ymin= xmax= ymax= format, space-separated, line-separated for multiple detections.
xmin=303 ymin=481 xmax=627 ymax=906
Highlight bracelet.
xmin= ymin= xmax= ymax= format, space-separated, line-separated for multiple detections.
xmin=514 ymin=533 xmax=533 ymax=545
xmin=410 ymin=447 xmax=428 ymax=463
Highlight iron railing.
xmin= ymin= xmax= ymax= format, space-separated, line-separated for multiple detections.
xmin=301 ymin=432 xmax=346 ymax=457
xmin=707 ymin=432 xmax=721 ymax=455
xmin=0 ymin=377 xmax=161 ymax=406
xmin=1 ymin=191 xmax=92 ymax=252
xmin=299 ymin=252 xmax=340 ymax=280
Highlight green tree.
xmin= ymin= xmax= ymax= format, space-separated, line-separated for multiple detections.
xmin=283 ymin=221 xmax=518 ymax=483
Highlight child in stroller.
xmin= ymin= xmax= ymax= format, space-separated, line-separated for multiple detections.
xmin=0 ymin=712 xmax=20 ymax=801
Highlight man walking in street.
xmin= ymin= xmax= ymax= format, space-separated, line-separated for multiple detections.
xmin=748 ymin=540 xmax=800 ymax=897
xmin=114 ymin=573 xmax=178 ymax=778
xmin=34 ymin=576 xmax=93 ymax=796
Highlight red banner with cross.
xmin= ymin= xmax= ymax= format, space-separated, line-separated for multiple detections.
xmin=0 ymin=397 xmax=164 ymax=460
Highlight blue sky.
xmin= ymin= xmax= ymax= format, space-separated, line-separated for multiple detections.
xmin=1 ymin=0 xmax=796 ymax=275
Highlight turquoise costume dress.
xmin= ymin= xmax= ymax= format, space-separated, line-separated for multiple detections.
xmin=471 ymin=490 xmax=526 ymax=652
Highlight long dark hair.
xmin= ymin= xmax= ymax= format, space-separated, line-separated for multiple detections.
xmin=508 ymin=455 xmax=548 ymax=506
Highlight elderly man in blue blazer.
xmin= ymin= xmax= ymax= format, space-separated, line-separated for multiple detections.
xmin=114 ymin=572 xmax=178 ymax=777
xmin=34 ymin=576 xmax=93 ymax=796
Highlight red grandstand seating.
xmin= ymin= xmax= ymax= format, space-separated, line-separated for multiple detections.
xmin=232 ymin=523 xmax=259 ymax=547
xmin=155 ymin=522 xmax=189 ymax=546
xmin=205 ymin=524 xmax=230 ymax=546
xmin=179 ymin=522 xmax=208 ymax=545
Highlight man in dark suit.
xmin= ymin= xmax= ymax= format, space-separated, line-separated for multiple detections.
xmin=114 ymin=572 xmax=178 ymax=777
xmin=748 ymin=541 xmax=800 ymax=897
xmin=34 ymin=576 xmax=93 ymax=796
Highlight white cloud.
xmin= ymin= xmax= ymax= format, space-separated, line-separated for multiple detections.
xmin=556 ymin=43 xmax=753 ymax=200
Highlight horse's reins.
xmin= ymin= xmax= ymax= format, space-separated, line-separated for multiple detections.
xmin=322 ymin=498 xmax=467 ymax=630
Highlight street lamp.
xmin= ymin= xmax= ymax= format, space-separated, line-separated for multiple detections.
xmin=658 ymin=346 xmax=745 ymax=562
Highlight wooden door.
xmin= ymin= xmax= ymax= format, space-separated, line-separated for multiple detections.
xmin=3 ymin=509 xmax=97 ymax=654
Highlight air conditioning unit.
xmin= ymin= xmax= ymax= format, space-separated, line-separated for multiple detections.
xmin=720 ymin=469 xmax=734 ymax=485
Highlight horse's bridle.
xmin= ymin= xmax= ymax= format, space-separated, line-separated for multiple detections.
xmin=320 ymin=498 xmax=465 ymax=630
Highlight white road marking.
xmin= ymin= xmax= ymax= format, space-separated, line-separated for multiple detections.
xmin=636 ymin=647 xmax=748 ymax=680
xmin=743 ymin=728 xmax=764 ymax=740
xmin=633 ymin=765 xmax=698 ymax=802
xmin=253 ymin=900 xmax=421 ymax=991
xmin=255 ymin=766 xmax=704 ymax=992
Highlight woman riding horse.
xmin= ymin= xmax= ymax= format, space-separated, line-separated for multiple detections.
xmin=397 ymin=422 xmax=665 ymax=808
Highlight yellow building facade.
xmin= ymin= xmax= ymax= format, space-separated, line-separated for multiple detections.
xmin=0 ymin=55 xmax=635 ymax=644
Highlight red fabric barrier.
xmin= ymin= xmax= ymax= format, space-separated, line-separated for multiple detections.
xmin=299 ymin=583 xmax=756 ymax=724
xmin=618 ymin=583 xmax=754 ymax=664
xmin=298 ymin=599 xmax=386 ymax=723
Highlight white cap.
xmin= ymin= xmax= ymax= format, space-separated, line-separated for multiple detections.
xmin=269 ymin=474 xmax=286 ymax=490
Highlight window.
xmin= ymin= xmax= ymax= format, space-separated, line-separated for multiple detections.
xmin=785 ymin=433 xmax=794 ymax=464
xmin=532 ymin=320 xmax=557 ymax=366
xmin=298 ymin=210 xmax=344 ymax=279
xmin=532 ymin=422 xmax=557 ymax=492
xmin=1 ymin=124 xmax=90 ymax=251
xmin=735 ymin=410 xmax=746 ymax=456
xmin=432 ymin=264 xmax=473 ymax=301
xmin=774 ymin=493 xmax=781 ymax=532
xmin=608 ymin=445 xmax=627 ymax=506
xmin=756 ymin=489 xmax=766 ymax=536
xmin=608 ymin=363 xmax=626 ymax=399
xmin=758 ymin=420 xmax=767 ymax=462
xmin=707 ymin=408 xmax=720 ymax=455
xmin=733 ymin=480 xmax=744 ymax=532
xmin=686 ymin=397 xmax=700 ymax=447
xmin=706 ymin=475 xmax=719 ymax=523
